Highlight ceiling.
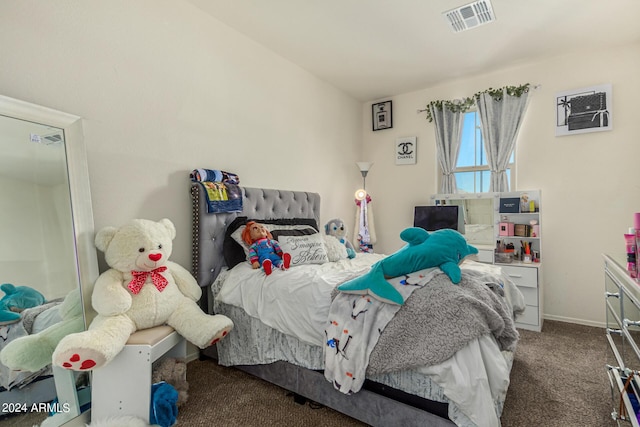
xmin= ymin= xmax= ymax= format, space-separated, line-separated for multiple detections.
xmin=186 ymin=0 xmax=640 ymax=101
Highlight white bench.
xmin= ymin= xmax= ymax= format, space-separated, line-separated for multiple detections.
xmin=91 ymin=325 xmax=186 ymax=422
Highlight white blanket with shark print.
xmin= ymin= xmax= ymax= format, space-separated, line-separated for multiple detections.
xmin=324 ymin=264 xmax=520 ymax=395
xmin=324 ymin=267 xmax=440 ymax=394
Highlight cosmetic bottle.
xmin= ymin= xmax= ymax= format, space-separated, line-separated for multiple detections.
xmin=626 ymin=231 xmax=638 ymax=278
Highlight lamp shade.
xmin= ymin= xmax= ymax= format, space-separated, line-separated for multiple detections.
xmin=356 ymin=162 xmax=373 ymax=173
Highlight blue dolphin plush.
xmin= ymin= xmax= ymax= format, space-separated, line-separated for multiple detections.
xmin=0 ymin=283 xmax=46 ymax=325
xmin=337 ymin=227 xmax=478 ymax=305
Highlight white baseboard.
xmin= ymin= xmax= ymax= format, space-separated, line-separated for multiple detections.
xmin=185 ymin=341 xmax=200 ymax=362
xmin=186 ymin=349 xmax=199 ymax=363
xmin=543 ymin=314 xmax=606 ymax=329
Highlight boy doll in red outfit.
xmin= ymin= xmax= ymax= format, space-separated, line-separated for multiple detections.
xmin=241 ymin=221 xmax=291 ymax=275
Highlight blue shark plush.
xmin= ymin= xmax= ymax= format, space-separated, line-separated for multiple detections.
xmin=337 ymin=227 xmax=478 ymax=305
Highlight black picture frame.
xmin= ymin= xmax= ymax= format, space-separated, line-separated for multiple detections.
xmin=372 ymin=100 xmax=392 ymax=131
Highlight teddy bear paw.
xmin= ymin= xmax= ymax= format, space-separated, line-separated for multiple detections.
xmin=56 ymin=349 xmax=106 ymax=371
xmin=209 ymin=327 xmax=232 ymax=346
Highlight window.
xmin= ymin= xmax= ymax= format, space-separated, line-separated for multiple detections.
xmin=454 ymin=111 xmax=514 ymax=193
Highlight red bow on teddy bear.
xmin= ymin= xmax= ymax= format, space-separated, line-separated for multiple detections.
xmin=128 ymin=266 xmax=168 ymax=294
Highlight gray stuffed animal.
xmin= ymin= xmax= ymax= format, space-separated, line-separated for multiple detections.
xmin=152 ymin=357 xmax=189 ymax=407
xmin=324 ymin=218 xmax=356 ymax=259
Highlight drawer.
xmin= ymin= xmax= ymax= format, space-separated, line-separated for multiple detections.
xmin=606 ymin=298 xmax=622 ymax=329
xmin=608 ymin=367 xmax=640 ymax=427
xmin=605 ymin=275 xmax=622 ymax=327
xmin=605 ymin=271 xmax=621 ymax=297
xmin=476 ymin=249 xmax=494 ymax=264
xmin=624 ymin=330 xmax=640 ymax=367
xmin=606 ymin=329 xmax=625 ymax=367
xmin=519 ymin=286 xmax=538 ymax=307
xmin=515 ymin=304 xmax=539 ymax=326
xmin=501 ymin=265 xmax=538 ymax=288
xmin=621 ymin=286 xmax=640 ymax=321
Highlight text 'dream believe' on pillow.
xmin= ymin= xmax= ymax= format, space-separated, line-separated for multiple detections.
xmin=278 ymin=233 xmax=329 ymax=266
xmin=230 ymin=224 xmax=319 ymax=256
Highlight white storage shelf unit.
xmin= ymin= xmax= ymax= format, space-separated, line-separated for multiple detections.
xmin=429 ymin=190 xmax=543 ymax=332
xmin=91 ymin=326 xmax=186 ymax=423
xmin=495 ymin=190 xmax=542 ymax=332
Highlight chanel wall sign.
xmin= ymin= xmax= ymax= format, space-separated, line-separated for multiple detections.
xmin=395 ymin=136 xmax=416 ymax=165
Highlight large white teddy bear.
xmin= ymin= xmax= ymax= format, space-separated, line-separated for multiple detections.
xmin=53 ymin=218 xmax=233 ymax=371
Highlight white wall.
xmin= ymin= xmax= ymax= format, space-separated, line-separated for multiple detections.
xmin=0 ymin=0 xmax=364 ymax=270
xmin=364 ymin=41 xmax=640 ymax=327
xmin=0 ymin=177 xmax=77 ymax=299
xmin=2 ymin=1 xmax=637 ymax=327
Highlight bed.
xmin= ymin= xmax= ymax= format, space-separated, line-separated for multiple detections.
xmin=0 ymin=298 xmax=66 ymax=410
xmin=191 ymin=183 xmax=524 ymax=427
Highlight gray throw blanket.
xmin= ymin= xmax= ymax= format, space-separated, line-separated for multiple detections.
xmin=367 ymin=269 xmax=519 ymax=375
xmin=325 ymin=265 xmax=520 ymax=394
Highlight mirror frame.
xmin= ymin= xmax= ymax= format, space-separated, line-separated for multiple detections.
xmin=0 ymin=95 xmax=99 ymax=313
xmin=0 ymin=95 xmax=99 ymax=425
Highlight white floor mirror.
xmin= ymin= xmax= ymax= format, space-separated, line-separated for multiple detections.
xmin=0 ymin=95 xmax=98 ymax=426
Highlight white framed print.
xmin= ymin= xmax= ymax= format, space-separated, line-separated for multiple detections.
xmin=395 ymin=136 xmax=416 ymax=165
xmin=555 ymin=84 xmax=612 ymax=136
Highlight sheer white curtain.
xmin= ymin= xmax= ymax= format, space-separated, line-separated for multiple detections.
xmin=476 ymin=89 xmax=530 ymax=192
xmin=429 ymin=103 xmax=464 ymax=194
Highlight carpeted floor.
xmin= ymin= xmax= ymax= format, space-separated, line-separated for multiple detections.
xmin=178 ymin=320 xmax=612 ymax=427
xmin=501 ymin=321 xmax=611 ymax=427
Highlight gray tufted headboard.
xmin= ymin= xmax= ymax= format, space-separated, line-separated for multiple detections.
xmin=190 ymin=183 xmax=321 ymax=311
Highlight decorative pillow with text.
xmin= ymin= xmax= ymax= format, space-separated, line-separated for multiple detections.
xmin=231 ymin=225 xmax=317 ymax=257
xmin=278 ymin=233 xmax=329 ymax=266
xmin=223 ymin=217 xmax=319 ymax=269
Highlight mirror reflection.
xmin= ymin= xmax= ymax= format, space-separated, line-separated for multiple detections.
xmin=430 ymin=193 xmax=496 ymax=246
xmin=0 ymin=114 xmax=88 ymax=426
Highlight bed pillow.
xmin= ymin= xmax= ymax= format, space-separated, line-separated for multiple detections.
xmin=223 ymin=217 xmax=319 ymax=269
xmin=223 ymin=217 xmax=250 ymax=269
xmin=278 ymin=233 xmax=329 ymax=266
xmin=270 ymin=228 xmax=317 ymax=240
xmin=230 ymin=224 xmax=318 ymax=256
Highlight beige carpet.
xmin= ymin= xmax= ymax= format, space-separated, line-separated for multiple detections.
xmin=502 ymin=321 xmax=612 ymax=427
xmin=179 ymin=358 xmax=364 ymax=427
xmin=177 ymin=320 xmax=611 ymax=427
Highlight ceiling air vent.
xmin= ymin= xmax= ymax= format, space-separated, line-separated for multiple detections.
xmin=42 ymin=133 xmax=63 ymax=144
xmin=443 ymin=0 xmax=496 ymax=33
xmin=30 ymin=132 xmax=64 ymax=145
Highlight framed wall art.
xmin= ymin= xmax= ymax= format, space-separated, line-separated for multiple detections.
xmin=555 ymin=84 xmax=612 ymax=136
xmin=395 ymin=136 xmax=416 ymax=165
xmin=372 ymin=100 xmax=392 ymax=131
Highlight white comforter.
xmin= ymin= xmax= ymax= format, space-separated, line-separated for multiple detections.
xmin=215 ymin=256 xmax=522 ymax=427
xmin=217 ymin=253 xmax=386 ymax=346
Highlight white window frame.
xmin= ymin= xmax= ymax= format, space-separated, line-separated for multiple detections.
xmin=450 ymin=110 xmax=515 ymax=193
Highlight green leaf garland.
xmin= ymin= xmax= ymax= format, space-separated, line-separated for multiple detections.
xmin=424 ymin=83 xmax=530 ymax=122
